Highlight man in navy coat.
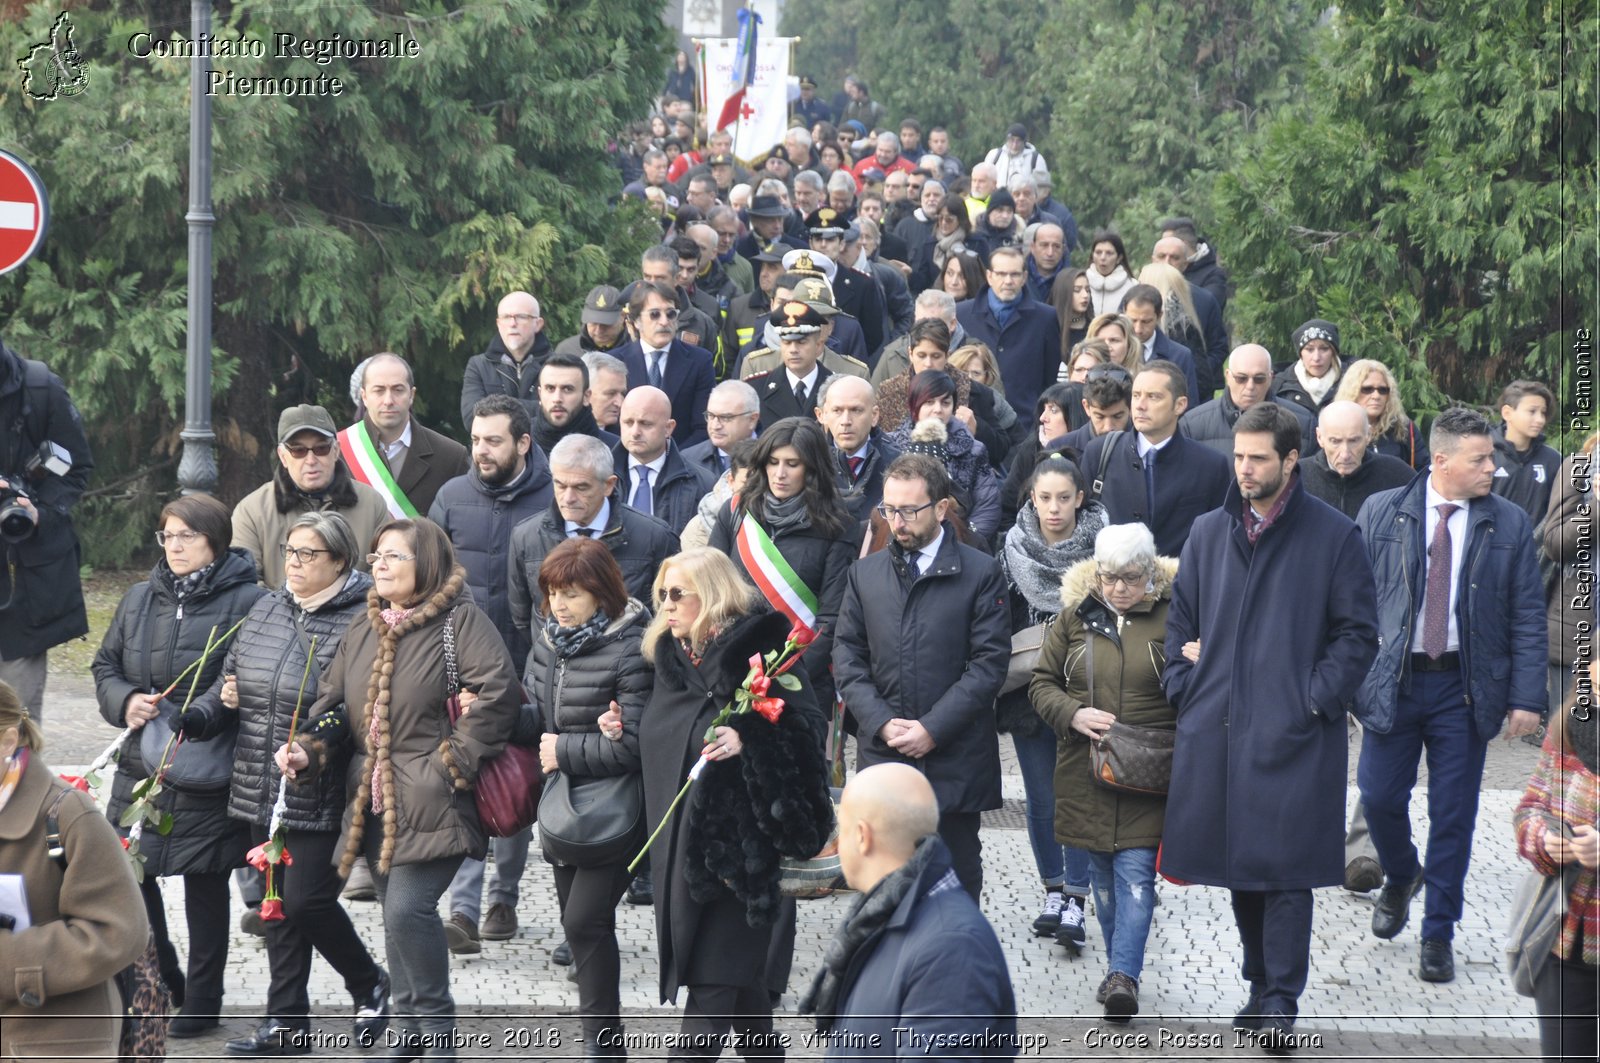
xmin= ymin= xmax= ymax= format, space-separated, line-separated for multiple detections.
xmin=954 ymin=246 xmax=1060 ymax=420
xmin=616 ymin=281 xmax=716 ymax=447
xmin=1080 ymin=360 xmax=1231 ymax=557
xmin=1353 ymin=406 xmax=1545 ymax=984
xmin=799 ymin=764 xmax=1017 ymax=1060
xmin=1162 ymin=403 xmax=1379 ymax=1050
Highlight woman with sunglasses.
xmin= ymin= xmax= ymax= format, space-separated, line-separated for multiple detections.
xmin=175 ymin=511 xmax=390 ymax=1052
xmin=92 ymin=494 xmax=268 ymax=1035
xmin=233 ymin=405 xmax=392 ymax=590
xmin=639 ymin=547 xmax=833 ymax=1058
xmin=275 ymin=518 xmax=520 ymax=1058
xmin=1334 ymin=358 xmax=1430 ymax=471
xmin=709 ymin=418 xmax=858 ymax=714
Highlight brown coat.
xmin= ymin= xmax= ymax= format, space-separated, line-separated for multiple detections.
xmin=1029 ymin=557 xmax=1179 ymax=853
xmin=0 ymin=754 xmax=148 ymax=1062
xmin=301 ymin=568 xmax=519 ymax=874
xmin=1541 ymin=450 xmax=1592 ymax=666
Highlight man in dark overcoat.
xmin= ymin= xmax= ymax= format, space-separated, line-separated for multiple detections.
xmin=1161 ymin=403 xmax=1378 ymax=1049
xmin=833 ymin=454 xmax=1010 ymax=899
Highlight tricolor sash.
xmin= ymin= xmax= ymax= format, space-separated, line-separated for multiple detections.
xmin=733 ymin=504 xmax=818 ymax=637
xmin=338 ymin=421 xmax=418 ymax=519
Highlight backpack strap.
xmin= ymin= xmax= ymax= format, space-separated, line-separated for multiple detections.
xmin=1091 ymin=430 xmax=1125 ymax=500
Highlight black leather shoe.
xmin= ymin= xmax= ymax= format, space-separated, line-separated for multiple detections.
xmin=225 ymin=1020 xmax=311 ymax=1055
xmin=625 ymin=872 xmax=653 ymax=906
xmin=1418 ymin=938 xmax=1455 ymax=982
xmin=1259 ymin=1011 xmax=1298 ymax=1055
xmin=553 ymin=939 xmax=573 ymax=966
xmin=1370 ymin=872 xmax=1424 ymax=940
xmin=1232 ymin=985 xmax=1265 ymax=1034
xmin=354 ymin=968 xmax=391 ymax=1046
xmin=168 ymin=1001 xmax=222 ymax=1038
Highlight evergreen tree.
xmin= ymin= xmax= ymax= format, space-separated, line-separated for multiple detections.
xmin=0 ymin=0 xmax=670 ymax=565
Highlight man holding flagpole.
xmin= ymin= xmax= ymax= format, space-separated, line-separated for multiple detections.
xmin=338 ymin=353 xmax=470 ymax=519
xmin=833 ymin=452 xmax=1011 ymax=899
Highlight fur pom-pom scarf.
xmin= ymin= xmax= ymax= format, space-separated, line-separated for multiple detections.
xmin=337 ymin=566 xmax=467 ymax=879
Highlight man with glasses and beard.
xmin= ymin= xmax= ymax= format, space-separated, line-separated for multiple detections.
xmin=232 ymin=404 xmax=391 ymax=590
xmin=428 ymin=394 xmax=554 ymax=952
xmin=617 ymin=281 xmax=716 ymax=447
xmin=833 ymin=454 xmax=1011 ymax=900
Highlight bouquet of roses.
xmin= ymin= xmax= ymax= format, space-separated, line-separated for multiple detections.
xmin=628 ymin=625 xmax=816 ymax=873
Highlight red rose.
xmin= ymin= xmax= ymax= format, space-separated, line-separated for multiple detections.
xmin=277 ymin=845 xmax=293 ymax=867
xmin=120 ymin=837 xmax=131 ymax=850
xmin=789 ymin=626 xmax=816 ymax=647
xmin=259 ymin=898 xmax=285 ymax=921
xmin=749 ymin=675 xmax=771 ymax=697
xmin=61 ymin=775 xmax=90 ymax=792
xmin=752 ymin=697 xmax=785 ymax=724
xmin=245 ymin=841 xmax=272 ymax=872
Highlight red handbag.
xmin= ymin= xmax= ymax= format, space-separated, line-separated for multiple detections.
xmin=444 ymin=610 xmax=542 ymax=837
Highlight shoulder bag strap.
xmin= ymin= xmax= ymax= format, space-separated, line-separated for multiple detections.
xmin=1092 ymin=430 xmax=1124 ymax=500
xmin=44 ymin=787 xmax=72 ymax=869
xmin=442 ymin=606 xmax=460 ymax=696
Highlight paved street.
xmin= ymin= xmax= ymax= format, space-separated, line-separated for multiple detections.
xmin=40 ymin=670 xmax=1546 ymax=1060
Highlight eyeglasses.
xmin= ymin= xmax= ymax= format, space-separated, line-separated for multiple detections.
xmin=365 ymin=551 xmax=415 ymax=567
xmin=498 ymin=313 xmax=537 ymax=324
xmin=280 ymin=545 xmax=331 ymax=564
xmin=876 ymin=501 xmax=937 ymax=522
xmin=1085 ymin=365 xmax=1133 ymax=384
xmin=1097 ymin=570 xmax=1148 ymax=589
xmin=705 ymin=411 xmax=755 ymax=424
xmin=641 ymin=307 xmax=680 ymax=322
xmin=156 ymin=530 xmax=204 ymax=547
xmin=282 ymin=441 xmax=334 ymax=459
xmin=659 ymin=586 xmax=698 ymax=603
xmin=1230 ymin=373 xmax=1271 ymax=386
xmin=1360 ymin=385 xmax=1392 ymax=396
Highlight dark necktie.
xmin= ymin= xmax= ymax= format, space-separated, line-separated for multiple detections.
xmin=632 ymin=467 xmax=653 ymax=516
xmin=1143 ymin=445 xmax=1157 ymax=517
xmin=848 ymin=456 xmax=864 ymax=480
xmin=1422 ymin=503 xmax=1458 ymax=659
xmin=719 ymin=452 xmax=730 ymax=474
xmin=794 ymin=379 xmax=808 ymax=409
xmin=572 ymin=527 xmax=596 ymax=538
xmin=648 ymin=352 xmax=664 ymax=388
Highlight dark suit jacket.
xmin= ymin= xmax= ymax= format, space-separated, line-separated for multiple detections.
xmin=611 ymin=439 xmax=715 ymax=534
xmin=348 ymin=416 xmax=470 ymax=518
xmin=955 ymin=293 xmax=1061 ymax=422
xmin=1149 ymin=330 xmax=1201 ymax=409
xmin=618 ymin=339 xmax=717 ymax=447
xmin=1080 ymin=429 xmax=1231 ymax=557
xmin=748 ymin=364 xmax=834 ymax=431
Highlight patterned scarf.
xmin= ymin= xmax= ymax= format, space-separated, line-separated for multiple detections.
xmin=170 ymin=560 xmax=215 ymax=602
xmin=543 ymin=610 xmax=611 ymax=659
xmin=1003 ymin=500 xmax=1107 ymax=617
xmin=1243 ymin=474 xmax=1298 ymax=545
xmin=379 ymin=606 xmax=413 ymax=629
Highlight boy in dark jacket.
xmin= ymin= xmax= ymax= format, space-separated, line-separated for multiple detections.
xmin=1491 ymin=380 xmax=1562 ymax=521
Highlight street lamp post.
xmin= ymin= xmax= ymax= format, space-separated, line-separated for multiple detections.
xmin=176 ymin=0 xmax=217 ymax=495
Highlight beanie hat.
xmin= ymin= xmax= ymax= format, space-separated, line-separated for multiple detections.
xmin=1292 ymin=319 xmax=1341 ymax=355
xmin=902 ymin=417 xmax=950 ymax=464
xmin=986 ymin=189 xmax=1016 ymax=213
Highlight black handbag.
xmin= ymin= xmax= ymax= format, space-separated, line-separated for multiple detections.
xmin=537 ymin=770 xmax=645 ymax=868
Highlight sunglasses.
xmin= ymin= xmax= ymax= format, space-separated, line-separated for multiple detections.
xmin=1230 ymin=373 xmax=1271 ymax=386
xmin=1085 ymin=365 xmax=1133 ymax=384
xmin=1360 ymin=385 xmax=1392 ymax=396
xmin=641 ymin=308 xmax=680 ymax=322
xmin=659 ymin=586 xmax=698 ymax=603
xmin=283 ymin=441 xmax=334 ymax=459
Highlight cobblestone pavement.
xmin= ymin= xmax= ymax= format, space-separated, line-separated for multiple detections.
xmin=40 ymin=669 xmax=1549 ymax=1060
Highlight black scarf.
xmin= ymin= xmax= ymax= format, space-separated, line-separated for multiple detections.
xmin=531 ymin=404 xmax=604 ymax=455
xmin=543 ymin=610 xmax=611 ymax=659
xmin=761 ymin=493 xmax=812 ymax=537
xmin=801 ymin=836 xmax=939 ymax=1028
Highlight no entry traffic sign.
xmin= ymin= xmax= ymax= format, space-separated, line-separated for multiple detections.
xmin=0 ymin=150 xmax=49 ymax=276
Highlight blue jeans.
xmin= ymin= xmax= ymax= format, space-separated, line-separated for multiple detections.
xmin=446 ymin=826 xmax=532 ymax=922
xmin=1086 ymin=847 xmax=1158 ymax=981
xmin=1011 ymin=729 xmax=1090 ymax=893
xmin=1358 ymin=666 xmax=1488 ymax=942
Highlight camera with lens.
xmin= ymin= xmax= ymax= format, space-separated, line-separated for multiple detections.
xmin=0 ymin=442 xmax=73 ymax=544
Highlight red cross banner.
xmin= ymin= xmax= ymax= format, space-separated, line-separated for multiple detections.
xmin=700 ymin=35 xmax=793 ymax=163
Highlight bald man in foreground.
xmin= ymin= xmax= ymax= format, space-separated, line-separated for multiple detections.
xmin=800 ymin=764 xmax=1018 ymax=1061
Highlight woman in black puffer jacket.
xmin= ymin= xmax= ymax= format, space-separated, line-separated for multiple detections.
xmin=92 ymin=494 xmax=267 ymax=1036
xmin=179 ymin=511 xmax=389 ymax=1051
xmin=528 ymin=537 xmax=652 ymax=1058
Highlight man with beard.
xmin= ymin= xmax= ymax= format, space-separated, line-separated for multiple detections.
xmin=339 ymin=352 xmax=469 ymax=519
xmin=429 ymin=395 xmax=554 ymax=953
xmin=461 ymin=290 xmax=550 ymax=426
xmin=530 ymin=352 xmax=619 ymax=458
xmin=554 ymin=286 xmax=628 ymax=357
xmin=1163 ymin=402 xmax=1378 ymax=1050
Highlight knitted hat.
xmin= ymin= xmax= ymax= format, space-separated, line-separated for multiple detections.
xmin=902 ymin=416 xmax=949 ymax=464
xmin=1292 ymin=319 xmax=1341 ymax=355
xmin=986 ymin=189 xmax=1016 ymax=213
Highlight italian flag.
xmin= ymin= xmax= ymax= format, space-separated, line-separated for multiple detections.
xmin=735 ymin=509 xmax=817 ymax=637
xmin=338 ymin=421 xmax=418 ymax=519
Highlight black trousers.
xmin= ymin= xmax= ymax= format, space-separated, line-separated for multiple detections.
xmin=939 ymin=810 xmax=984 ymax=900
xmin=254 ymin=825 xmax=383 ymax=1022
xmin=141 ymin=870 xmax=231 ymax=1009
xmin=670 ymin=983 xmax=782 ymax=1062
xmin=1534 ymin=954 xmax=1598 ymax=1062
xmin=551 ymin=860 xmax=632 ymax=1032
xmin=1229 ymin=888 xmax=1313 ymax=1017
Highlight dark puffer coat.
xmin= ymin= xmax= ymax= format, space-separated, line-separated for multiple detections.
xmin=639 ymin=609 xmax=832 ymax=1005
xmin=531 ymin=600 xmax=652 ymax=778
xmin=91 ymin=548 xmax=267 ymax=876
xmin=186 ymin=571 xmax=373 ymax=831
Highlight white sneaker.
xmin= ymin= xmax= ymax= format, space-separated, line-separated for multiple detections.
xmin=1055 ymin=894 xmax=1087 ymax=950
xmin=1032 ymin=890 xmax=1066 ymax=936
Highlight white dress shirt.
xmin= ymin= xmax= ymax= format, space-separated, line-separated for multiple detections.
xmin=1409 ymin=479 xmax=1470 ymax=654
xmin=565 ymin=498 xmax=611 ymax=538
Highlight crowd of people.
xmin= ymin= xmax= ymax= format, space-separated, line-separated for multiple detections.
xmin=0 ymin=63 xmax=1593 ymax=1063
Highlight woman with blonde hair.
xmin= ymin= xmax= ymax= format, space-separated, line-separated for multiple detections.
xmin=639 ymin=548 xmax=834 ymax=1060
xmin=1135 ymin=262 xmax=1205 ymax=371
xmin=949 ymin=341 xmax=1005 ymax=396
xmin=1085 ymin=312 xmax=1142 ymax=373
xmin=0 ymin=682 xmax=150 ymax=1061
xmin=1335 ymin=358 xmax=1429 ymax=471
